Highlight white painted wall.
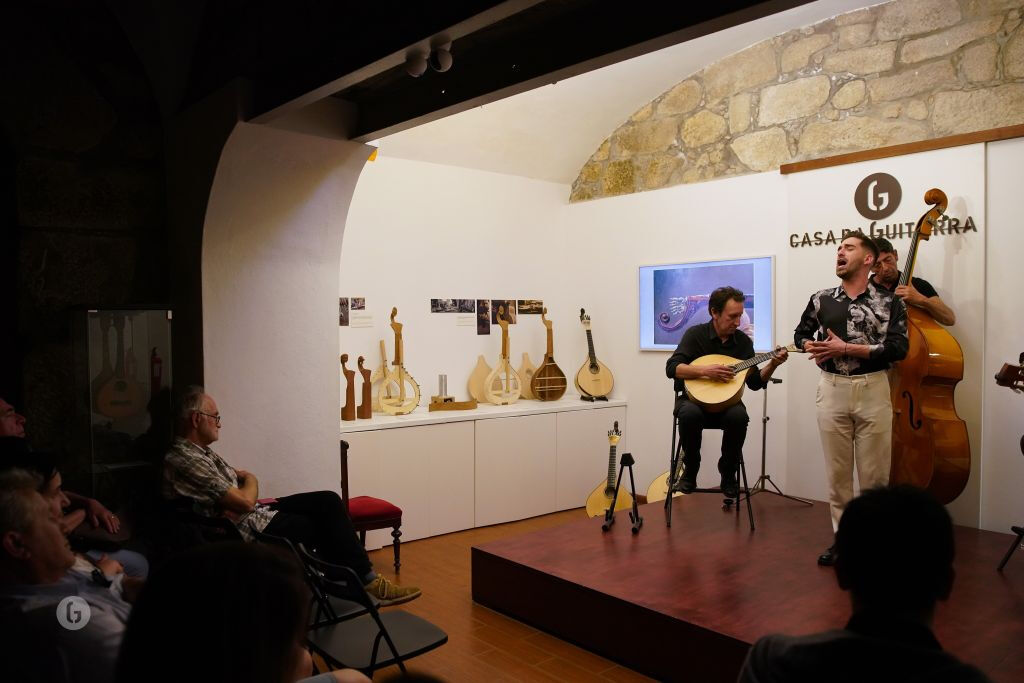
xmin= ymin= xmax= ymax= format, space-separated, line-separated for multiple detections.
xmin=981 ymin=137 xmax=1024 ymax=533
xmin=202 ymin=122 xmax=370 ymax=497
xmin=341 ymin=143 xmax=1021 ymax=533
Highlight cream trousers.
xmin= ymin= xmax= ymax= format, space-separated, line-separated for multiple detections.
xmin=816 ymin=370 xmax=892 ymax=532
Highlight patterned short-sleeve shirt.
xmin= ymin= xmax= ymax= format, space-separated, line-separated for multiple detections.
xmin=162 ymin=437 xmax=276 ymax=542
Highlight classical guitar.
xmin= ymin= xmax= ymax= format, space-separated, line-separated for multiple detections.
xmin=889 ymin=188 xmax=970 ymax=504
xmin=95 ymin=314 xmax=145 ymax=418
xmin=683 ymin=345 xmax=800 ymax=412
xmin=574 ymin=309 xmax=614 ymax=398
xmin=585 ymin=421 xmax=633 ymax=517
xmin=379 ymin=308 xmax=420 ymax=415
xmin=467 ymin=355 xmax=493 ymax=403
xmin=531 ymin=308 xmax=567 ymax=401
xmin=483 ymin=306 xmax=522 ymax=405
xmin=517 ymin=352 xmax=538 ymax=400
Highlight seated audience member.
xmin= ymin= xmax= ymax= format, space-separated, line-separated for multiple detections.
xmin=739 ymin=486 xmax=991 ymax=683
xmin=0 ymin=435 xmax=148 ymax=578
xmin=0 ymin=397 xmax=148 ymax=578
xmin=0 ymin=469 xmax=134 ymax=683
xmin=163 ymin=386 xmax=418 ymax=605
xmin=117 ymin=541 xmax=369 ymax=683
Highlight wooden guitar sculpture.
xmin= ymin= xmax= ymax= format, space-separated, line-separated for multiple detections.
xmin=378 ymin=308 xmax=420 ymax=415
xmin=575 ymin=309 xmax=614 ymax=399
xmin=96 ymin=314 xmax=145 ymax=418
xmin=483 ymin=306 xmax=522 ymax=405
xmin=684 ymin=345 xmax=801 ymax=412
xmin=369 ymin=340 xmax=389 ymax=413
xmin=531 ymin=308 xmax=567 ymax=401
xmin=357 ymin=356 xmax=372 ymax=419
xmin=467 ymin=355 xmax=493 ymax=403
xmin=517 ymin=353 xmax=538 ymax=400
xmin=889 ymin=188 xmax=970 ymax=504
xmin=585 ymin=421 xmax=632 ymax=517
xmin=340 ymin=354 xmax=356 ymax=421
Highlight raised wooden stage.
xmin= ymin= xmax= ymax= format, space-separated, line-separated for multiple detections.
xmin=472 ymin=493 xmax=1024 ymax=682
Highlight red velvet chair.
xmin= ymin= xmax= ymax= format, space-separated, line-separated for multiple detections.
xmin=340 ymin=440 xmax=403 ymax=573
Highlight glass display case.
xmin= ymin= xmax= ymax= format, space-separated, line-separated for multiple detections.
xmin=71 ymin=309 xmax=173 ymax=505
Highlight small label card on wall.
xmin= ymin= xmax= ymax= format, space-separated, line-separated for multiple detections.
xmin=456 ymin=315 xmax=475 ymax=326
xmin=350 ymin=312 xmax=373 ymax=328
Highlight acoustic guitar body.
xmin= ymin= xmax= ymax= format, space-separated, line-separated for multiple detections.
xmin=683 ymin=354 xmax=746 ymax=412
xmin=889 ymin=308 xmax=970 ymax=503
xmin=646 ymin=471 xmax=671 ymax=504
xmin=467 ymin=355 xmax=492 ymax=403
xmin=517 ymin=352 xmax=537 ymax=400
xmin=585 ymin=483 xmax=633 ymax=518
xmin=532 ymin=360 xmax=567 ymax=401
xmin=574 ymin=359 xmax=614 ymax=398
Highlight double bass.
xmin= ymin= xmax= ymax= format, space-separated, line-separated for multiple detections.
xmin=889 ymin=188 xmax=970 ymax=503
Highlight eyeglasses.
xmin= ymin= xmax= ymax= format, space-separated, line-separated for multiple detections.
xmin=195 ymin=411 xmax=222 ymax=426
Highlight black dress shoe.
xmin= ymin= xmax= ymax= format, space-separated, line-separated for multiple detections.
xmin=679 ymin=476 xmax=697 ymax=493
xmin=817 ymin=545 xmax=836 ymax=566
xmin=720 ymin=479 xmax=739 ymax=498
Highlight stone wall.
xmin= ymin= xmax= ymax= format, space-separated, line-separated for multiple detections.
xmin=570 ymin=0 xmax=1024 ymax=202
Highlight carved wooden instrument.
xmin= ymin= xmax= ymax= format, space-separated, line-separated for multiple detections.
xmin=369 ymin=340 xmax=389 ymax=413
xmin=889 ymin=188 xmax=970 ymax=504
xmin=379 ymin=308 xmax=420 ymax=415
xmin=517 ymin=353 xmax=538 ymax=400
xmin=574 ymin=309 xmax=614 ymax=398
xmin=357 ymin=356 xmax=372 ymax=419
xmin=483 ymin=306 xmax=522 ymax=405
xmin=585 ymin=421 xmax=632 ymax=517
xmin=90 ymin=313 xmax=115 ymax=408
xmin=995 ymin=353 xmax=1024 ymax=393
xmin=95 ymin=314 xmax=145 ymax=418
xmin=683 ymin=345 xmax=800 ymax=412
xmin=467 ymin=355 xmax=492 ymax=403
xmin=532 ymin=308 xmax=567 ymax=401
xmin=340 ymin=354 xmax=356 ymax=421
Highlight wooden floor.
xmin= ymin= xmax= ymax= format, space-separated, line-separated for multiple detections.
xmin=363 ymin=508 xmax=655 ymax=682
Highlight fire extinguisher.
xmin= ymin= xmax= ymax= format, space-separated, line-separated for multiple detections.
xmin=150 ymin=347 xmax=162 ymax=399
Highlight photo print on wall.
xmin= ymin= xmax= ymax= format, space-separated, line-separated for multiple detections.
xmin=351 ymin=297 xmax=366 ymax=311
xmin=490 ymin=299 xmax=516 ymax=324
xmin=338 ymin=298 xmax=350 ymax=326
xmin=431 ymin=299 xmax=460 ymax=313
xmin=517 ymin=299 xmax=543 ymax=314
xmin=476 ymin=299 xmax=491 ymax=335
xmin=457 ymin=299 xmax=475 ymax=313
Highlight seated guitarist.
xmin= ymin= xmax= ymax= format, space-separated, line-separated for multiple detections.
xmin=665 ymin=287 xmax=788 ymax=497
xmin=869 ymin=237 xmax=956 ymax=326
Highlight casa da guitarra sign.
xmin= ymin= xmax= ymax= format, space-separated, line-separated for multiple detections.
xmin=789 ymin=172 xmax=979 ymax=249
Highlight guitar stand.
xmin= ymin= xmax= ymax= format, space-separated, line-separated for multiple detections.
xmin=749 ymin=379 xmax=813 ymax=506
xmin=602 ymin=452 xmax=643 ymax=534
xmin=580 ymin=395 xmax=610 ymax=402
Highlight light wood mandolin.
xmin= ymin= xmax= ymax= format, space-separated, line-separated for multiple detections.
xmin=683 ymin=345 xmax=800 ymax=412
xmin=574 ymin=309 xmax=614 ymax=398
xmin=379 ymin=308 xmax=420 ymax=415
xmin=483 ymin=306 xmax=522 ymax=405
xmin=531 ymin=308 xmax=567 ymax=401
xmin=467 ymin=355 xmax=492 ymax=403
xmin=517 ymin=352 xmax=538 ymax=400
xmin=585 ymin=421 xmax=633 ymax=517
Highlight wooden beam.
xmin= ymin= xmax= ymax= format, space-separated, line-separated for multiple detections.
xmin=779 ymin=123 xmax=1024 ymax=174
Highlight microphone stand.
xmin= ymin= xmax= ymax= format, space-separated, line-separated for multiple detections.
xmin=749 ymin=377 xmax=813 ymax=505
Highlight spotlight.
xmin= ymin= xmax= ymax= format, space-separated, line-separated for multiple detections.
xmin=429 ymin=47 xmax=452 ymax=73
xmin=405 ymin=53 xmax=428 ymax=77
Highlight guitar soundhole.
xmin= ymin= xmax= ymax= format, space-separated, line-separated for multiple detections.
xmin=901 ymin=390 xmax=922 ymax=430
xmin=589 ymin=364 xmax=600 ymax=374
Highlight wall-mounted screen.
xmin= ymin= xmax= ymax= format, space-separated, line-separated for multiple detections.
xmin=639 ymin=256 xmax=774 ymax=351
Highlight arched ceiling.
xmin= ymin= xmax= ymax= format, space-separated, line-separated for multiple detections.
xmin=374 ymin=0 xmax=873 ymax=184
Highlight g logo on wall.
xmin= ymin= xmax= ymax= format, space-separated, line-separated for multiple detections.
xmin=854 ymin=173 xmax=902 ymax=220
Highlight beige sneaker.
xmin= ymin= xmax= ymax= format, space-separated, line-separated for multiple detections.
xmin=363 ymin=576 xmax=421 ymax=607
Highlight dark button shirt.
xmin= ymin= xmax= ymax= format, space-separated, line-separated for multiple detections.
xmin=665 ymin=322 xmax=764 ymax=397
xmin=793 ymin=280 xmax=908 ymax=375
xmin=871 ymin=271 xmax=939 ymax=299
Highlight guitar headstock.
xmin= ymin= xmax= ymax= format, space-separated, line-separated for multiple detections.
xmin=607 ymin=420 xmax=621 ymax=445
xmin=580 ymin=308 xmax=592 ymax=331
xmin=357 ymin=356 xmax=365 ymax=371
xmin=340 ymin=353 xmax=349 ymax=370
xmin=916 ymin=188 xmax=947 ymax=241
xmin=541 ymin=307 xmax=553 ymax=329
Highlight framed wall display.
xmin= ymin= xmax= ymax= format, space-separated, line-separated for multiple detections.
xmin=638 ymin=256 xmax=774 ymax=351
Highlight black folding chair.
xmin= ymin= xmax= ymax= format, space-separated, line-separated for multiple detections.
xmin=297 ymin=544 xmax=447 ymax=675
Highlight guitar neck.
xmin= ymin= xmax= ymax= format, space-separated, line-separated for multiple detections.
xmin=546 ymin=326 xmax=554 ymax=357
xmin=586 ymin=330 xmax=597 ymax=365
xmin=731 ymin=344 xmax=798 ymax=372
xmin=606 ymin=444 xmax=617 ymax=489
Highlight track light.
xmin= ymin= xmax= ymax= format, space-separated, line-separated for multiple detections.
xmin=429 ymin=47 xmax=452 ymax=73
xmin=405 ymin=53 xmax=428 ymax=77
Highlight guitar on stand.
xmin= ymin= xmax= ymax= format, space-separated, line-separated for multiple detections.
xmin=378 ymin=308 xmax=420 ymax=416
xmin=483 ymin=306 xmax=522 ymax=405
xmin=585 ymin=422 xmax=632 ymax=517
xmin=531 ymin=308 xmax=567 ymax=401
xmin=575 ymin=309 xmax=614 ymax=401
